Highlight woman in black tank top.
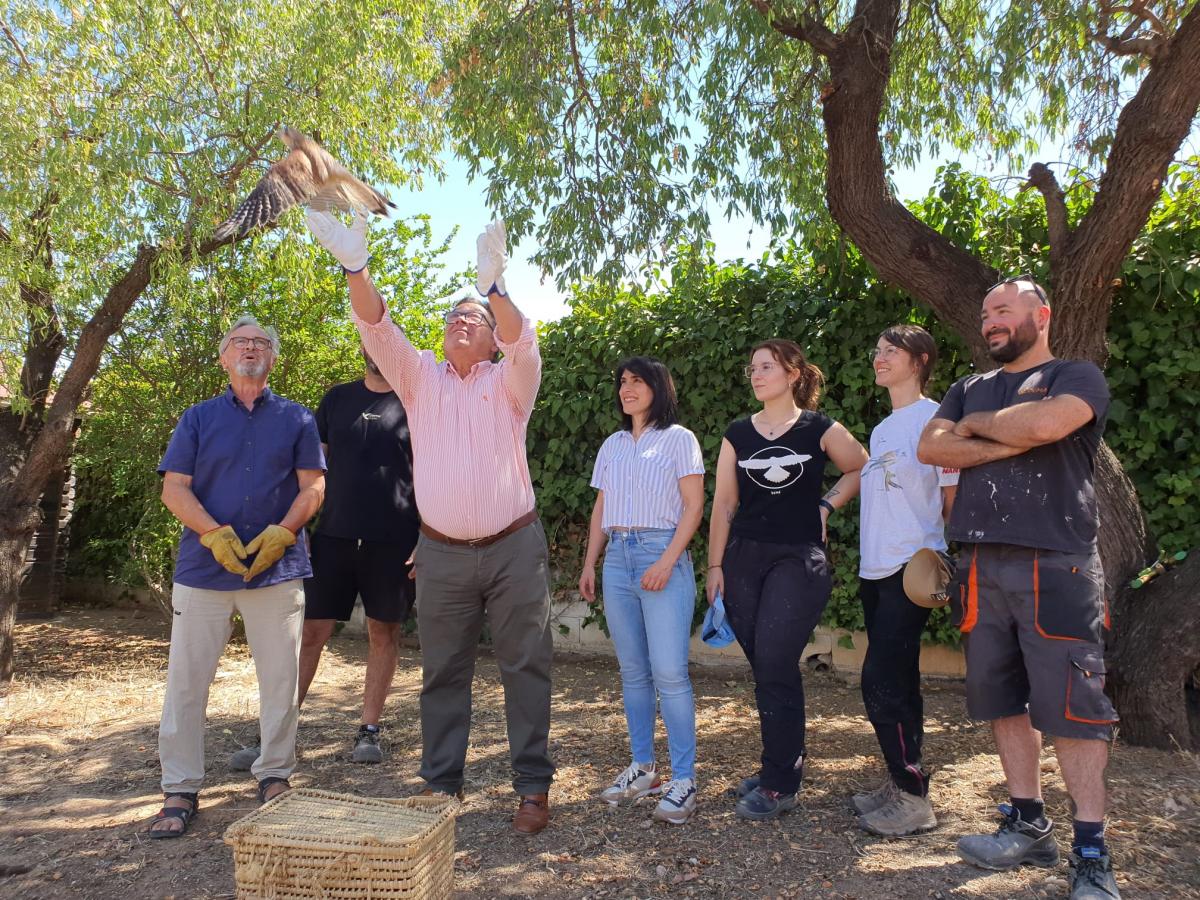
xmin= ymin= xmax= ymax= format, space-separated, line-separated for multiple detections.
xmin=706 ymin=339 xmax=868 ymax=820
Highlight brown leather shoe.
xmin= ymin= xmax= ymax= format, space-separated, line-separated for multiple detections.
xmin=512 ymin=793 xmax=549 ymax=834
xmin=420 ymin=786 xmax=465 ymax=801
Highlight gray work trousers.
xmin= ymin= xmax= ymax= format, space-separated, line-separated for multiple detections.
xmin=413 ymin=519 xmax=556 ymax=795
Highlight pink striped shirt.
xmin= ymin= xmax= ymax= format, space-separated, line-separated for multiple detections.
xmin=353 ymin=306 xmax=540 ymax=540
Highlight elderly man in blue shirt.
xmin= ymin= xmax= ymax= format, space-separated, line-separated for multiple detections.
xmin=148 ymin=316 xmax=325 ymax=838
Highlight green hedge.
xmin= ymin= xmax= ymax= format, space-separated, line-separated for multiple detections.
xmin=529 ymin=165 xmax=1200 ymax=645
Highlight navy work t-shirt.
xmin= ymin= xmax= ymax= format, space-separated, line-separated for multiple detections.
xmin=314 ymin=379 xmax=418 ymax=546
xmin=934 ymin=359 xmax=1109 ymax=554
xmin=726 ymin=412 xmax=833 ymax=545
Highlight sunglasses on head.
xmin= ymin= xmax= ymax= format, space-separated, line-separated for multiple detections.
xmin=989 ymin=273 xmax=1048 ymax=305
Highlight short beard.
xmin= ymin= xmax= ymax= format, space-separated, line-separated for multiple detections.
xmin=987 ymin=315 xmax=1039 ymax=364
xmin=234 ymin=360 xmax=269 ymax=378
xmin=364 ymin=357 xmax=382 ymax=377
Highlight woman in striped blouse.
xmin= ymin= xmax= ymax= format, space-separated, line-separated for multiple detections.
xmin=578 ymin=356 xmax=705 ymax=825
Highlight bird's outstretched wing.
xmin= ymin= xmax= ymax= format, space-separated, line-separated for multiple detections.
xmin=213 ymin=129 xmax=395 ymax=241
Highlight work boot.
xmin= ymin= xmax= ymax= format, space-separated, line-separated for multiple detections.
xmin=957 ymin=804 xmax=1060 ymax=870
xmin=732 ymin=774 xmax=760 ymax=799
xmin=1068 ymin=848 xmax=1121 ymax=899
xmin=850 ymin=776 xmax=899 ymax=816
xmin=736 ymin=785 xmax=799 ymax=821
xmin=857 ymin=789 xmax=937 ymax=836
xmin=600 ymin=762 xmax=662 ymax=806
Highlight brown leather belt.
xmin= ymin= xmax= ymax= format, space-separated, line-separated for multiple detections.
xmin=419 ymin=509 xmax=538 ymax=548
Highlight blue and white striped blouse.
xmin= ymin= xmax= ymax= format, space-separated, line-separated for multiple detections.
xmin=589 ymin=424 xmax=705 ymax=532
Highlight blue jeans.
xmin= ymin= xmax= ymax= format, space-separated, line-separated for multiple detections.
xmin=602 ymin=528 xmax=696 ymax=781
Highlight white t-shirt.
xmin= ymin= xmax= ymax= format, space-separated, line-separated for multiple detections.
xmin=859 ymin=398 xmax=958 ymax=579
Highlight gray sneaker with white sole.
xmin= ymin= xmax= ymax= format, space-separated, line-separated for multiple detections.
xmin=957 ymin=804 xmax=1059 ymax=870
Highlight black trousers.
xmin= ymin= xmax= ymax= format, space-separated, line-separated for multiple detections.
xmin=723 ymin=536 xmax=831 ymax=794
xmin=859 ymin=570 xmax=932 ymax=796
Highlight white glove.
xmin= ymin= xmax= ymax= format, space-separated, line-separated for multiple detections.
xmin=475 ymin=220 xmax=508 ymax=297
xmin=306 ymin=209 xmax=369 ymax=273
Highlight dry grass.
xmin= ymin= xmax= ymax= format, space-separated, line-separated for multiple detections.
xmin=1 ymin=606 xmax=1198 ymax=899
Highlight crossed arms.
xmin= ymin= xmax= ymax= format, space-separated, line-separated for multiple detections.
xmin=917 ymin=394 xmax=1096 ymax=469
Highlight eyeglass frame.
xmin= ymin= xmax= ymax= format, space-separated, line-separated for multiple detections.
xmin=988 ymin=273 xmax=1049 ymax=306
xmin=742 ymin=362 xmax=782 ymax=379
xmin=227 ymin=336 xmax=274 ymax=351
xmin=443 ymin=308 xmax=495 ymax=328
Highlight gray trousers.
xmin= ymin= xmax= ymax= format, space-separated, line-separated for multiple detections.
xmin=413 ymin=519 xmax=555 ymax=794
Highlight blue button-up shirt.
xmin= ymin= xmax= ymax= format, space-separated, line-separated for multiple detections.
xmin=158 ymin=386 xmax=326 ymax=590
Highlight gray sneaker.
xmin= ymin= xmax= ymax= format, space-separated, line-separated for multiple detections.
xmin=351 ymin=725 xmax=383 ymax=764
xmin=850 ymin=777 xmax=899 ymax=816
xmin=1069 ymin=848 xmax=1121 ymax=899
xmin=857 ymin=789 xmax=937 ymax=836
xmin=957 ymin=804 xmax=1059 ymax=870
xmin=229 ymin=744 xmax=260 ymax=772
xmin=600 ymin=762 xmax=662 ymax=806
xmin=736 ymin=785 xmax=799 ymax=821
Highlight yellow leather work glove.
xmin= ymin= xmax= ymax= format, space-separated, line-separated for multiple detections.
xmin=243 ymin=524 xmax=297 ymax=582
xmin=199 ymin=525 xmax=249 ymax=576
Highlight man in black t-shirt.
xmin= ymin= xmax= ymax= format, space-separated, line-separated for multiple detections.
xmin=232 ymin=348 xmax=419 ymax=768
xmin=918 ymin=277 xmax=1120 ymax=900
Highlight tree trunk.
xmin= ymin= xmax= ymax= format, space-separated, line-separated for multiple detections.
xmin=0 ymin=243 xmax=160 ymax=681
xmin=762 ymin=0 xmax=1200 ymax=746
xmin=1107 ymin=555 xmax=1200 ymax=750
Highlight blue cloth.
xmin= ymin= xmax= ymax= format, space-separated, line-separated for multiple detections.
xmin=158 ymin=387 xmax=325 ymax=590
xmin=701 ymin=591 xmax=736 ymax=648
xmin=602 ymin=528 xmax=696 ymax=780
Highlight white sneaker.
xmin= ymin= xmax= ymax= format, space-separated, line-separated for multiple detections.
xmin=600 ymin=762 xmax=662 ymax=806
xmin=652 ymin=777 xmax=697 ymax=824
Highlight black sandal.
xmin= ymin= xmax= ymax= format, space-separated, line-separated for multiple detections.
xmin=257 ymin=776 xmax=291 ymax=805
xmin=147 ymin=792 xmax=198 ymax=839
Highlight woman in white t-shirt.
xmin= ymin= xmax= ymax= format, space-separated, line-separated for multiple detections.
xmin=852 ymin=324 xmax=958 ymax=838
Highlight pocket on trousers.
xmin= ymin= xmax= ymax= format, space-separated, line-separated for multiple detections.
xmin=1065 ymin=644 xmax=1118 ymax=725
xmin=1033 ymin=551 xmax=1105 ymax=642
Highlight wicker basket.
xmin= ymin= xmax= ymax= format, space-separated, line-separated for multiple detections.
xmin=223 ymin=789 xmax=457 ymax=899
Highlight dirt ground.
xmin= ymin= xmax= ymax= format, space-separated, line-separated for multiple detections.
xmin=1 ymin=606 xmax=1197 ymax=900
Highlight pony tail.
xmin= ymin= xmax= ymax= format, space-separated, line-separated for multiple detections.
xmin=793 ymin=362 xmax=824 ymax=410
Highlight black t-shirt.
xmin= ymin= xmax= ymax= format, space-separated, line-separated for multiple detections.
xmin=313 ymin=380 xmax=419 ymax=545
xmin=726 ymin=412 xmax=833 ymax=545
xmin=935 ymin=359 xmax=1109 ymax=554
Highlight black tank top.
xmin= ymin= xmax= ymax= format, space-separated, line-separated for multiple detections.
xmin=726 ymin=412 xmax=833 ymax=545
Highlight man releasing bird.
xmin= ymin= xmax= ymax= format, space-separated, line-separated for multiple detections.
xmin=213 ymin=126 xmax=395 ymax=241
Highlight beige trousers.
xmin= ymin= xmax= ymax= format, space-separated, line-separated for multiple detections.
xmin=158 ymin=579 xmax=305 ymax=793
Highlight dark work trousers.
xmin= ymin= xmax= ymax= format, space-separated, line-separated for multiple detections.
xmin=412 ymin=520 xmax=556 ymax=795
xmin=722 ymin=535 xmax=831 ymax=794
xmin=859 ymin=570 xmax=932 ymax=796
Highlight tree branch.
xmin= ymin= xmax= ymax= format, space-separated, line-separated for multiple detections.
xmin=746 ymin=0 xmax=841 ymax=56
xmin=1092 ymin=0 xmax=1168 ymax=58
xmin=1021 ymin=162 xmax=1069 ymax=272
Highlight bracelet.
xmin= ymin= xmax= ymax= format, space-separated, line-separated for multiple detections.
xmin=818 ymin=499 xmax=835 ymax=514
xmin=708 ymin=564 xmax=722 ymax=570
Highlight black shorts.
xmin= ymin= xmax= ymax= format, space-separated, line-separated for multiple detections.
xmin=952 ymin=543 xmax=1117 ymax=741
xmin=304 ymin=533 xmax=416 ymax=623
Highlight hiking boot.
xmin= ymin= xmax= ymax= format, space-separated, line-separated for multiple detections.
xmin=229 ymin=744 xmax=260 ymax=772
xmin=850 ymin=776 xmax=899 ymax=816
xmin=857 ymin=789 xmax=937 ymax=836
xmin=957 ymin=804 xmax=1060 ymax=870
xmin=652 ymin=778 xmax=697 ymax=824
xmin=351 ymin=725 xmax=383 ymax=764
xmin=600 ymin=762 xmax=662 ymax=806
xmin=1069 ymin=848 xmax=1121 ymax=899
xmin=736 ymin=785 xmax=798 ymax=821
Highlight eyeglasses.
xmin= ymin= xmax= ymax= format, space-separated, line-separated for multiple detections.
xmin=228 ymin=336 xmax=273 ymax=351
xmin=868 ymin=345 xmax=904 ymax=362
xmin=989 ymin=273 xmax=1048 ymax=305
xmin=743 ymin=362 xmax=779 ymax=379
xmin=444 ymin=309 xmax=492 ymax=327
